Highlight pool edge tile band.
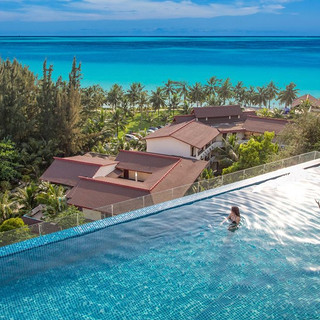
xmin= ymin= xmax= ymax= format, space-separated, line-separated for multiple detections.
xmin=1 ymin=158 xmax=319 ymax=258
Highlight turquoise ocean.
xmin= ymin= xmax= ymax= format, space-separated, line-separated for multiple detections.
xmin=0 ymin=36 xmax=320 ymax=96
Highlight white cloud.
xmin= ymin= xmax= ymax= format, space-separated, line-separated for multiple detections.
xmin=0 ymin=0 xmax=295 ymax=22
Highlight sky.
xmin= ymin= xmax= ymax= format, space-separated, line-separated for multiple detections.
xmin=0 ymin=0 xmax=319 ymax=36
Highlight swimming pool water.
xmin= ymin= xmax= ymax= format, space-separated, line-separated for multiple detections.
xmin=1 ymin=167 xmax=320 ymax=319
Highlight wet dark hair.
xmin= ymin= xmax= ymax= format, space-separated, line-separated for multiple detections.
xmin=231 ymin=206 xmax=240 ymax=217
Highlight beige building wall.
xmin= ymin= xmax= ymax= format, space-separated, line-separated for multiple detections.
xmin=146 ymin=137 xmax=193 ymax=158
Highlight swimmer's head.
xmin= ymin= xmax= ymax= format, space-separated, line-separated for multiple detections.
xmin=231 ymin=206 xmax=240 ymax=217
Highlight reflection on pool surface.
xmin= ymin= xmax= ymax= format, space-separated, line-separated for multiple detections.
xmin=0 ymin=166 xmax=320 ymax=319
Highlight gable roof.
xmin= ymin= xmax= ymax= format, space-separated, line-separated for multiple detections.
xmin=243 ymin=116 xmax=289 ymax=134
xmin=145 ymin=120 xmax=220 ymax=149
xmin=192 ymin=105 xmax=243 ymax=118
xmin=67 ymin=151 xmax=207 ymax=211
xmin=173 ymin=114 xmax=196 ymax=124
xmin=40 ymin=155 xmax=117 ymax=187
xmin=292 ymin=94 xmax=320 ymax=108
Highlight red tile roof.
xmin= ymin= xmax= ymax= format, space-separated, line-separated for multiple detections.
xmin=243 ymin=116 xmax=289 ymax=134
xmin=192 ymin=105 xmax=243 ymax=118
xmin=67 ymin=151 xmax=207 ymax=211
xmin=292 ymin=94 xmax=320 ymax=108
xmin=145 ymin=120 xmax=220 ymax=149
xmin=40 ymin=155 xmax=117 ymax=186
xmin=173 ymin=114 xmax=196 ymax=124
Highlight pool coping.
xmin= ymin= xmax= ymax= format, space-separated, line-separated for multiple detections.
xmin=1 ymin=158 xmax=319 ymax=258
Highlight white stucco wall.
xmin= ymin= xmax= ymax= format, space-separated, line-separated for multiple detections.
xmin=93 ymin=164 xmax=117 ymax=178
xmin=146 ymin=137 xmax=194 ymax=158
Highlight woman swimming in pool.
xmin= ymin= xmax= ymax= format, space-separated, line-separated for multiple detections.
xmin=220 ymin=206 xmax=241 ymax=228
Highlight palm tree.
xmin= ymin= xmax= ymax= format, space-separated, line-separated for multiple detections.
xmin=265 ymin=81 xmax=278 ymax=109
xmin=127 ymin=82 xmax=144 ymax=111
xmin=111 ymin=108 xmax=127 ymax=137
xmin=204 ymin=76 xmax=221 ymax=97
xmin=213 ymin=135 xmax=239 ymax=173
xmin=233 ymin=81 xmax=246 ymax=106
xmin=37 ymin=183 xmax=67 ymax=216
xmin=107 ymin=84 xmax=124 ymax=111
xmin=254 ymin=86 xmax=268 ymax=108
xmin=150 ymin=87 xmax=166 ymax=118
xmin=245 ymin=86 xmax=256 ymax=107
xmin=277 ymin=82 xmax=299 ymax=107
xmin=189 ymin=82 xmax=204 ymax=107
xmin=0 ymin=191 xmax=17 ymax=223
xmin=15 ymin=183 xmax=39 ymax=213
xmin=138 ymin=91 xmax=149 ymax=127
xmin=217 ymin=78 xmax=233 ymax=105
xmin=170 ymin=93 xmax=182 ymax=116
xmin=176 ymin=81 xmax=189 ymax=104
xmin=163 ymin=80 xmax=176 ymax=110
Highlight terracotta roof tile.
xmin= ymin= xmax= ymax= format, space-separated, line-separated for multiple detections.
xmin=243 ymin=116 xmax=289 ymax=134
xmin=192 ymin=105 xmax=243 ymax=118
xmin=40 ymin=155 xmax=117 ymax=187
xmin=292 ymin=94 xmax=320 ymax=108
xmin=146 ymin=120 xmax=220 ymax=149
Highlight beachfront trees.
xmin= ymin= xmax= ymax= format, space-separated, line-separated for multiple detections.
xmin=177 ymin=81 xmax=189 ymax=104
xmin=81 ymin=85 xmax=106 ymax=117
xmin=169 ymin=93 xmax=182 ymax=115
xmin=233 ymin=81 xmax=246 ymax=105
xmin=223 ymin=132 xmax=278 ymax=174
xmin=217 ymin=78 xmax=233 ymax=104
xmin=107 ymin=84 xmax=124 ymax=111
xmin=189 ymin=82 xmax=205 ymax=107
xmin=138 ymin=90 xmax=149 ymax=126
xmin=205 ymin=76 xmax=221 ymax=97
xmin=111 ymin=109 xmax=127 ymax=137
xmin=277 ymin=82 xmax=299 ymax=107
xmin=163 ymin=80 xmax=176 ymax=109
xmin=254 ymin=86 xmax=268 ymax=108
xmin=127 ymin=82 xmax=144 ymax=110
xmin=150 ymin=87 xmax=166 ymax=117
xmin=266 ymin=81 xmax=278 ymax=108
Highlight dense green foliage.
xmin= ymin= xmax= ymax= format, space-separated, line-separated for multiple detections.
xmin=48 ymin=206 xmax=85 ymax=229
xmin=0 ymin=217 xmax=25 ymax=232
xmin=278 ymin=113 xmax=320 ymax=155
xmin=223 ymin=132 xmax=279 ymax=174
xmin=0 ymin=140 xmax=21 ymax=187
xmin=0 ymin=57 xmax=309 ymax=242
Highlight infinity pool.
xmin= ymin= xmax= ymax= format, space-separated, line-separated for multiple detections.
xmin=1 ymin=166 xmax=320 ymax=319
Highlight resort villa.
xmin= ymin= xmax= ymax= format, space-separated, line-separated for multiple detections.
xmin=40 ymin=105 xmax=289 ymax=220
xmin=291 ymin=94 xmax=320 ymax=112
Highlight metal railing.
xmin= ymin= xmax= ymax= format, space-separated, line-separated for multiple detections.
xmin=96 ymin=150 xmax=320 ymax=216
xmin=0 ymin=151 xmax=319 ymax=248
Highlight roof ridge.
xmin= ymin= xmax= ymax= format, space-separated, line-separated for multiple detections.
xmin=246 ymin=115 xmax=289 ymax=123
xmin=118 ymin=149 xmax=181 ymax=161
xmin=78 ymin=176 xmax=150 ymax=191
xmin=53 ymin=156 xmax=117 ymax=167
xmin=168 ymin=119 xmax=196 ymax=136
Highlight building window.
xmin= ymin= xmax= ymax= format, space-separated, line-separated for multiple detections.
xmin=222 ymin=133 xmax=227 ymax=140
xmin=123 ymin=169 xmax=129 ymax=179
xmin=238 ymin=115 xmax=241 ymax=119
xmin=206 ymin=117 xmax=208 ymax=121
xmin=191 ymin=146 xmax=196 ymax=157
xmin=228 ymin=116 xmax=231 ymax=120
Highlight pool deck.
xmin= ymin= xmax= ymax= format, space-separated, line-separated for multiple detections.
xmin=1 ymin=158 xmax=320 ymax=258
